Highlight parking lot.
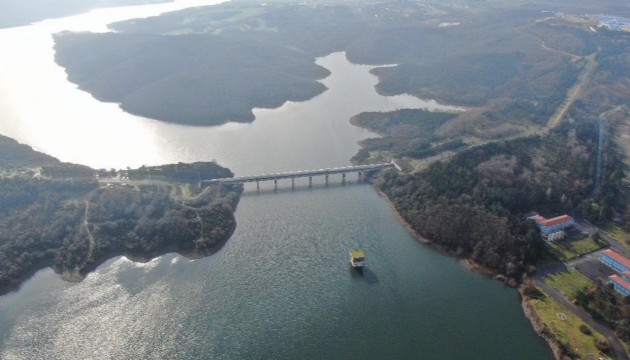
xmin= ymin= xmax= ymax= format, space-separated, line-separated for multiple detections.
xmin=570 ymin=250 xmax=617 ymax=283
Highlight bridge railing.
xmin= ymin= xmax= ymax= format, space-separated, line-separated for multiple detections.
xmin=201 ymin=162 xmax=396 ymax=185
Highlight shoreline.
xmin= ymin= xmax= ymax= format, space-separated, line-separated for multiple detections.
xmin=349 ymin=115 xmax=386 ymax=137
xmin=348 ymin=99 xmax=564 ymax=356
xmin=373 ymin=184 xmax=519 ymax=284
xmin=0 ymin=152 xmax=241 ymax=297
xmin=373 ymin=187 xmax=431 ymax=245
xmin=519 ymin=285 xmax=566 ymax=360
xmin=371 ymin=182 xmax=558 ymax=356
xmin=2 ymin=224 xmax=238 ymax=297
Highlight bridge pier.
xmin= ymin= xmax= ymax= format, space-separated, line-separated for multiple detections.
xmin=342 ymin=173 xmax=346 ymax=185
xmin=274 ymin=178 xmax=278 ymax=191
xmin=202 ymin=162 xmax=396 ymax=189
xmin=291 ymin=177 xmax=295 ymax=190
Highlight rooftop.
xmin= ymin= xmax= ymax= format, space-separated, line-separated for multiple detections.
xmin=536 ymin=214 xmax=574 ymax=227
xmin=350 ymin=250 xmax=365 ymax=258
xmin=602 ymin=249 xmax=630 ymax=270
xmin=609 ymin=274 xmax=630 ymax=291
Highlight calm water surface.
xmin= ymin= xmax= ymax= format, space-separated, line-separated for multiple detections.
xmin=0 ymin=2 xmax=553 ymax=359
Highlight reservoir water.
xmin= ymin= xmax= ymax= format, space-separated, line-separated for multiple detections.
xmin=0 ymin=1 xmax=553 ymax=359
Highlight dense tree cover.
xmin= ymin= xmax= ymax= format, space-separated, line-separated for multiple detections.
xmin=0 ymin=135 xmax=241 ymax=295
xmin=0 ymin=176 xmax=97 ymax=293
xmin=374 ymin=52 xmax=542 ymax=106
xmin=375 ymin=122 xmax=601 ymax=279
xmin=579 ymin=137 xmax=626 ymax=223
xmin=128 ymin=162 xmax=233 ymax=183
xmin=524 ymin=23 xmax=599 ymax=57
xmin=352 ymin=109 xmax=456 ymax=138
xmin=41 ymin=162 xmax=95 ymax=178
xmin=576 ymin=283 xmax=630 ymax=342
xmin=582 ymin=30 xmax=630 ymax=110
xmin=0 ymin=134 xmax=59 ymax=170
xmin=77 ymin=182 xmax=240 ymax=272
xmin=351 ymin=109 xmax=460 ymax=162
xmin=54 ymin=32 xmax=329 ymax=125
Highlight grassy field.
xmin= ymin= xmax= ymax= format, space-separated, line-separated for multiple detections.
xmin=545 ymin=268 xmax=594 ymax=300
xmin=546 ymin=236 xmax=608 ymax=261
xmin=601 ymin=223 xmax=630 ymax=252
xmin=530 ymin=288 xmax=612 ymax=360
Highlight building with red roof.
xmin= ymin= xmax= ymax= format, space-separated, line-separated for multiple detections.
xmin=609 ymin=274 xmax=630 ymax=297
xmin=534 ymin=214 xmax=574 ymax=235
xmin=600 ymin=249 xmax=630 ymax=274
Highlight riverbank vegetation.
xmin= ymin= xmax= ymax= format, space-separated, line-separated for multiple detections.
xmin=54 ymin=31 xmax=329 ymax=125
xmin=0 ymin=135 xmax=59 ymax=170
xmin=375 ymin=121 xmax=603 ymax=281
xmin=522 ymin=285 xmax=612 ymax=360
xmin=0 ymin=134 xmax=241 ymax=296
xmin=350 ymin=110 xmax=462 ymax=164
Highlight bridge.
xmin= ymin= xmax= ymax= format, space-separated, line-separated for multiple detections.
xmin=202 ymin=162 xmax=398 ymax=190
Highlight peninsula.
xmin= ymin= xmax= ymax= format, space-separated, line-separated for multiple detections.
xmin=0 ymin=134 xmax=241 ymax=296
xmin=52 ymin=0 xmax=582 ymax=127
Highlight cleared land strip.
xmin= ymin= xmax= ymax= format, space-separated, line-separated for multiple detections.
xmin=406 ymin=51 xmax=598 ymax=173
xmin=546 ymin=53 xmax=598 ymax=129
xmin=518 ymin=28 xmax=582 ymax=62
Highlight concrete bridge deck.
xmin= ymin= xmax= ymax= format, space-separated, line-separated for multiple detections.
xmin=201 ymin=162 xmax=398 ymax=188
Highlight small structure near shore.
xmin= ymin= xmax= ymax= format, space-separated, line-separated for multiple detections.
xmin=350 ymin=250 xmax=365 ymax=269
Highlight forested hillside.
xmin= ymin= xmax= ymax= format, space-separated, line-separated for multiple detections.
xmin=376 ymin=120 xmax=618 ymax=281
xmin=53 ymin=0 xmax=624 ymax=128
xmin=54 ymin=32 xmax=328 ymax=125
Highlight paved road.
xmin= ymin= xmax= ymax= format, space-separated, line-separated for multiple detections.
xmin=534 ymin=278 xmax=630 ymax=360
xmin=535 ymin=219 xmax=630 ymax=359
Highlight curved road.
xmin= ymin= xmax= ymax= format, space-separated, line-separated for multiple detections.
xmin=547 ymin=53 xmax=598 ymax=129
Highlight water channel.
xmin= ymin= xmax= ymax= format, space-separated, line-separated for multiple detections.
xmin=0 ymin=1 xmax=553 ymax=358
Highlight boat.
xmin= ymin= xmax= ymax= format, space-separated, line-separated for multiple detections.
xmin=349 ymin=250 xmax=365 ymax=268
